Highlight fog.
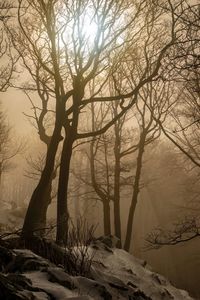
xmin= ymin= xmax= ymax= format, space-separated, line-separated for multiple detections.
xmin=0 ymin=0 xmax=199 ymax=298
xmin=1 ymin=101 xmax=200 ymax=297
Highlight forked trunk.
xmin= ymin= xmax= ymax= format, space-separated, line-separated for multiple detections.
xmin=56 ymin=76 xmax=83 ymax=245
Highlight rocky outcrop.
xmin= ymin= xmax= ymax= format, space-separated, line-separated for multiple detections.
xmin=0 ymin=238 xmax=195 ymax=300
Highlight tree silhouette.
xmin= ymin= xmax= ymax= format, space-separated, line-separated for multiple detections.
xmin=6 ymin=0 xmax=179 ymax=243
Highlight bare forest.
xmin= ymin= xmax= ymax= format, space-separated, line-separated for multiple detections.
xmin=0 ymin=0 xmax=200 ymax=298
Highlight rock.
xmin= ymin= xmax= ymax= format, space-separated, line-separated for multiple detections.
xmin=0 ymin=238 xmax=194 ymax=300
xmin=95 ymin=235 xmax=120 ymax=248
xmin=0 ymin=237 xmax=20 ymax=249
xmin=109 ymin=281 xmax=129 ymax=291
xmin=151 ymin=273 xmax=168 ymax=286
xmin=65 ymin=297 xmax=92 ymax=300
xmin=74 ymin=276 xmax=112 ymax=299
xmin=48 ymin=267 xmax=75 ymax=289
xmin=126 ymin=268 xmax=136 ymax=275
xmin=160 ymin=288 xmax=174 ymax=299
xmin=0 ymin=273 xmax=51 ymax=300
xmin=0 ymin=245 xmax=13 ymax=271
xmin=7 ymin=274 xmax=33 ymax=289
xmin=22 ymin=258 xmax=48 ymax=272
xmin=7 ymin=250 xmax=49 ymax=273
xmin=130 ymin=290 xmax=152 ymax=300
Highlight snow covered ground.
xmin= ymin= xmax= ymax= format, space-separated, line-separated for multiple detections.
xmin=89 ymin=245 xmax=193 ymax=299
xmin=5 ymin=239 xmax=193 ymax=300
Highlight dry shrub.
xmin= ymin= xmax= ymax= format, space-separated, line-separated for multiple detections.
xmin=0 ymin=217 xmax=97 ymax=277
xmin=64 ymin=217 xmax=97 ymax=276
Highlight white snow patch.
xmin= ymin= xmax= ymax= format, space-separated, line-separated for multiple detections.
xmin=25 ymin=271 xmax=78 ymax=300
xmin=20 ymin=290 xmax=50 ymax=300
xmin=11 ymin=244 xmax=194 ymax=299
xmin=91 ymin=247 xmax=193 ymax=300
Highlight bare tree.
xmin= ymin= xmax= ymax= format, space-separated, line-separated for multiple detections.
xmin=0 ymin=103 xmax=24 ymax=190
xmin=88 ymin=101 xmax=133 ymax=241
xmin=23 ymin=87 xmax=59 ymax=232
xmin=145 ymin=216 xmax=200 ymax=250
xmin=154 ymin=2 xmax=200 ymax=168
xmin=143 ymin=3 xmax=200 ymax=251
xmin=124 ymin=79 xmax=175 ymax=251
xmin=6 ymin=0 xmax=178 ymax=243
xmin=87 ymin=101 xmax=137 ymax=246
xmin=25 ymin=151 xmax=59 ymax=233
xmin=89 ymin=103 xmax=113 ymax=237
xmin=73 ymin=77 xmax=176 ymax=251
xmin=0 ymin=0 xmax=16 ymax=91
xmin=54 ymin=0 xmax=177 ymax=244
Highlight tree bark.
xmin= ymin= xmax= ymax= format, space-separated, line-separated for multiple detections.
xmin=103 ymin=200 xmax=111 ymax=236
xmin=124 ymin=131 xmax=146 ymax=252
xmin=56 ymin=76 xmax=82 ymax=244
xmin=56 ymin=131 xmax=74 ymax=245
xmin=90 ymin=140 xmax=112 ymax=237
xmin=113 ymin=142 xmax=122 ymax=247
xmin=0 ymin=164 xmax=2 ymax=191
xmin=22 ymin=106 xmax=64 ymax=238
xmin=39 ymin=178 xmax=54 ymax=235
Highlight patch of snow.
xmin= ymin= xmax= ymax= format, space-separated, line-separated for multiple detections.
xmin=92 ymin=247 xmax=193 ymax=300
xmin=14 ymin=249 xmax=41 ymax=257
xmin=6 ymin=242 xmax=194 ymax=299
xmin=25 ymin=271 xmax=78 ymax=300
xmin=20 ymin=290 xmax=50 ymax=300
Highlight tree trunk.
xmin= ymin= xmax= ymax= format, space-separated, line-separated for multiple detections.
xmin=39 ymin=179 xmax=54 ymax=235
xmin=113 ymin=108 xmax=122 ymax=247
xmin=124 ymin=131 xmax=146 ymax=252
xmin=90 ymin=141 xmax=112 ymax=238
xmin=113 ymin=155 xmax=122 ymax=247
xmin=56 ymin=131 xmax=74 ymax=245
xmin=56 ymin=76 xmax=83 ymax=245
xmin=0 ymin=164 xmax=2 ymax=193
xmin=22 ymin=119 xmax=63 ymax=238
xmin=103 ymin=200 xmax=111 ymax=236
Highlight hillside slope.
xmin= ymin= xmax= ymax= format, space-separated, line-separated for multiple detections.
xmin=0 ymin=237 xmax=194 ymax=299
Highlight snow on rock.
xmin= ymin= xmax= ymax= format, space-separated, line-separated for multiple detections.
xmin=0 ymin=238 xmax=195 ymax=299
xmin=25 ymin=271 xmax=78 ymax=299
xmin=48 ymin=266 xmax=75 ymax=289
xmin=7 ymin=249 xmax=49 ymax=273
xmin=90 ymin=244 xmax=193 ymax=299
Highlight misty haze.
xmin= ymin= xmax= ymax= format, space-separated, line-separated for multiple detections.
xmin=0 ymin=0 xmax=199 ymax=299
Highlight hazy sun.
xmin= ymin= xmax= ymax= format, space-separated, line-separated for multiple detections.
xmin=81 ymin=13 xmax=98 ymax=42
xmin=58 ymin=7 xmax=99 ymax=52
